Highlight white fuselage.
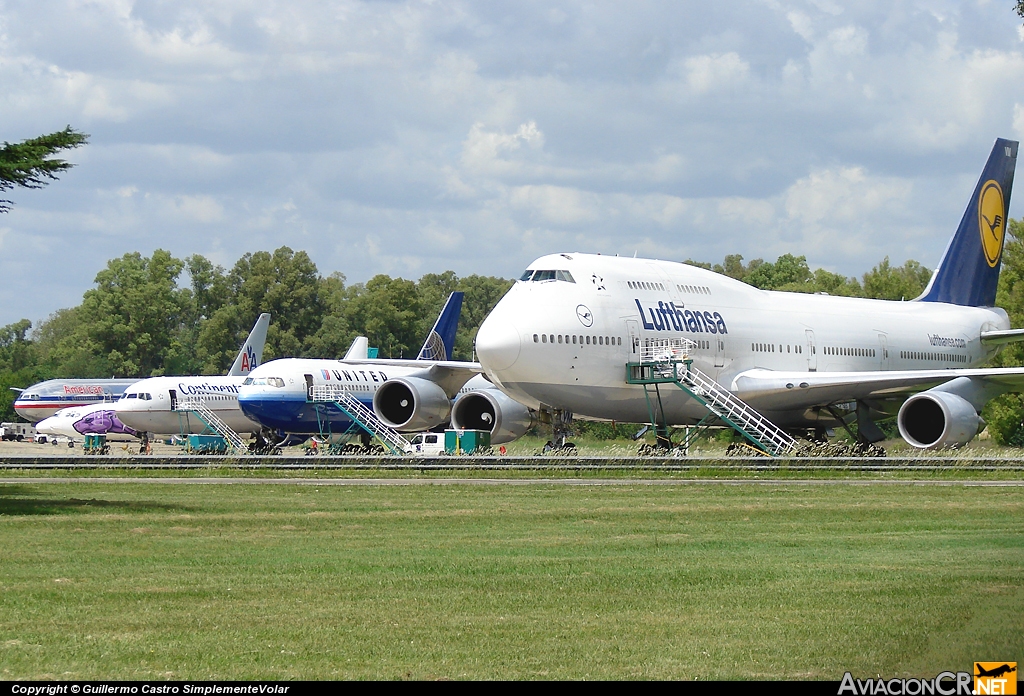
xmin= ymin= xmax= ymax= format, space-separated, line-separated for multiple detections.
xmin=35 ymin=403 xmax=139 ymax=441
xmin=114 ymin=376 xmax=261 ymax=435
xmin=476 ymin=253 xmax=1008 ymax=427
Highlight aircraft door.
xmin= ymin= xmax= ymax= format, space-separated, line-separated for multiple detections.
xmin=714 ymin=337 xmax=724 ymax=368
xmin=626 ymin=320 xmax=640 ymax=358
xmin=304 ymin=374 xmax=314 ymax=400
xmin=878 ymin=334 xmax=892 ymax=369
xmin=805 ymin=329 xmax=817 ymax=372
xmin=169 ymin=389 xmax=177 ymax=411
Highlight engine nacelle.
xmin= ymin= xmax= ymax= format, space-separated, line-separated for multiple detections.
xmin=451 ymin=388 xmax=534 ymax=444
xmin=897 ymin=391 xmax=982 ymax=449
xmin=373 ymin=377 xmax=451 ymax=431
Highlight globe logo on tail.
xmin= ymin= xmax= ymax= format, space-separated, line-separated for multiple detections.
xmin=419 ymin=330 xmax=448 ymax=361
xmin=979 ymin=179 xmax=1005 ymax=268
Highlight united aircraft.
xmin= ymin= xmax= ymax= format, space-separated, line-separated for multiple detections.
xmin=474 ymin=138 xmax=1021 ymax=449
xmin=238 ymin=292 xmax=533 ymax=444
xmin=112 ymin=313 xmax=270 ymax=437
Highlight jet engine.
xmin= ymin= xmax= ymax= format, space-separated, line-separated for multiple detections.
xmin=897 ymin=390 xmax=983 ymax=449
xmin=451 ymin=388 xmax=534 ymax=444
xmin=373 ymin=377 xmax=451 ymax=431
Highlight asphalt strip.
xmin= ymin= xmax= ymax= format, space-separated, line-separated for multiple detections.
xmin=1 ymin=477 xmax=1023 ymax=486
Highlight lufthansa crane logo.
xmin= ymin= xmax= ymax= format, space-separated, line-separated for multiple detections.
xmin=576 ymin=304 xmax=594 ymax=327
xmin=979 ymin=179 xmax=1005 ymax=268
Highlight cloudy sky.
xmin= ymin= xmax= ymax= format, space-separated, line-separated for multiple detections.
xmin=2 ymin=0 xmax=1023 ymax=327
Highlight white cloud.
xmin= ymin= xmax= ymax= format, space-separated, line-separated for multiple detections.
xmin=508 ymin=185 xmax=600 ymax=225
xmin=0 ymin=0 xmax=1022 ymax=324
xmin=683 ymin=52 xmax=749 ymax=93
xmin=461 ymin=121 xmax=545 ymax=175
xmin=171 ymin=195 xmax=225 ymax=223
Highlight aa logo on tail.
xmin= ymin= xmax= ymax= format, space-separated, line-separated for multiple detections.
xmin=979 ymin=180 xmax=1006 ymax=268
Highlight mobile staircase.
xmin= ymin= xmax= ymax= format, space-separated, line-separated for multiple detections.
xmin=175 ymin=396 xmax=247 ymax=453
xmin=309 ymin=385 xmax=410 ymax=455
xmin=626 ymin=338 xmax=796 ymax=457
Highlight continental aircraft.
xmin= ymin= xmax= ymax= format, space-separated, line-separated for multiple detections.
xmin=111 ymin=313 xmax=272 ymax=437
xmin=13 ymin=314 xmax=270 ymax=422
xmin=238 ymin=292 xmax=533 ymax=444
xmin=473 ymin=138 xmax=1021 ymax=449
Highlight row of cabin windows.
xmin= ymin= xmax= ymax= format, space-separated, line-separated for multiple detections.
xmin=627 ymin=280 xmax=712 ymax=295
xmin=752 ymin=343 xmax=804 ymax=354
xmin=520 ymin=269 xmax=576 ymax=283
xmin=628 ymin=280 xmax=665 ymax=291
xmin=900 ymin=350 xmax=968 ymax=363
xmin=534 ymin=333 xmax=623 ymax=346
xmin=825 ymin=346 xmax=877 ymax=358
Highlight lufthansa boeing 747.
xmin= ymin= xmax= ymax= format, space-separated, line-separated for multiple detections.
xmin=473 ymin=138 xmax=1021 ymax=450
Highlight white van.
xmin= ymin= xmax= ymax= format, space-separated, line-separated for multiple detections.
xmin=405 ymin=432 xmax=445 ymax=456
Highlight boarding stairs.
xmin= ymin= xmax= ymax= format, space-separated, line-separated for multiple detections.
xmin=309 ymin=385 xmax=410 ymax=455
xmin=175 ymin=396 xmax=247 ymax=452
xmin=626 ymin=338 xmax=797 ymax=457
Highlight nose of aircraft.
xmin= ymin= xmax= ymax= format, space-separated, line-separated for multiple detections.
xmin=475 ymin=297 xmax=522 ymax=372
xmin=36 ymin=415 xmax=59 ymax=435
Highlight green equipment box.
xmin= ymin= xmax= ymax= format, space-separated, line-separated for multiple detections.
xmin=444 ymin=429 xmax=491 ymax=454
xmin=185 ymin=434 xmax=229 ymax=454
xmin=83 ymin=433 xmax=108 ymax=455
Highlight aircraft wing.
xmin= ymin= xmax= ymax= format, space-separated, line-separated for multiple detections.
xmin=730 ymin=367 xmax=1024 ymax=411
xmin=340 ymin=359 xmax=482 ymax=371
xmin=342 ymin=359 xmax=482 ymax=397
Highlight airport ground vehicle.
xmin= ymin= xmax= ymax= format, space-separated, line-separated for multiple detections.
xmin=0 ymin=422 xmax=37 ymax=441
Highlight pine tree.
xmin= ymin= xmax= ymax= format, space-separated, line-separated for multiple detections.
xmin=0 ymin=126 xmax=88 ymax=212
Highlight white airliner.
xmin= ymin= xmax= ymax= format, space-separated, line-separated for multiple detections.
xmin=36 ymin=403 xmax=138 ymax=442
xmin=113 ymin=313 xmax=270 ymax=437
xmin=473 ymin=138 xmax=1021 ymax=450
xmin=237 ymin=292 xmax=534 ymax=444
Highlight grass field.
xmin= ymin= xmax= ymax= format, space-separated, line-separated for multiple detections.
xmin=1 ymin=481 xmax=1022 ymax=680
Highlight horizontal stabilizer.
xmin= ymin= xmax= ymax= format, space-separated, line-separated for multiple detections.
xmin=980 ymin=328 xmax=1024 ymax=345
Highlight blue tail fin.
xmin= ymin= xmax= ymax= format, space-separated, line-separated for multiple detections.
xmin=919 ymin=138 xmax=1018 ymax=306
xmin=417 ymin=292 xmax=463 ymax=361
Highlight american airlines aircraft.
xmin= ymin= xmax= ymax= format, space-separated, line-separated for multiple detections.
xmin=238 ymin=292 xmax=533 ymax=444
xmin=473 ymin=138 xmax=1021 ymax=450
xmin=112 ymin=313 xmax=270 ymax=437
xmin=13 ymin=314 xmax=270 ymax=423
xmin=13 ymin=379 xmax=138 ymax=422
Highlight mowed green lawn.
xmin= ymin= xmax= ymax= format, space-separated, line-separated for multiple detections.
xmin=0 ymin=482 xmax=1021 ymax=680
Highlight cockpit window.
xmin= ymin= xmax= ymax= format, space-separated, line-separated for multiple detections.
xmin=127 ymin=393 xmax=137 ymax=399
xmin=521 ymin=270 xmax=575 ymax=283
xmin=520 ymin=269 xmax=534 ymax=281
xmin=243 ymin=377 xmax=254 ymax=385
xmin=268 ymin=377 xmax=286 ymax=388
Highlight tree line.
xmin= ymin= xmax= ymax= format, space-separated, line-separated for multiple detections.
xmin=2 ymin=222 xmax=1024 ymax=445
